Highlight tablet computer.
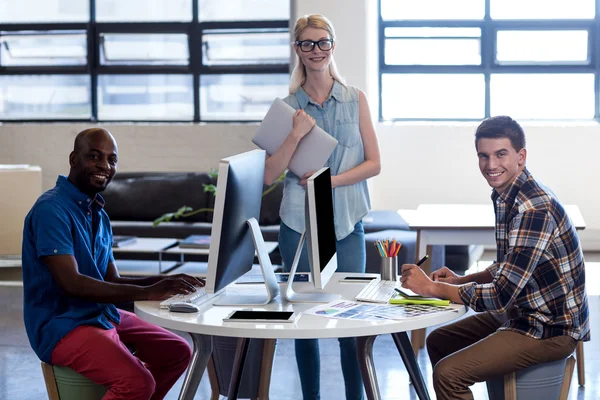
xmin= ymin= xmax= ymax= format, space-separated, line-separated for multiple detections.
xmin=339 ymin=276 xmax=378 ymax=283
xmin=252 ymin=98 xmax=338 ymax=177
xmin=395 ymin=287 xmax=426 ymax=298
xmin=223 ymin=310 xmax=297 ymax=323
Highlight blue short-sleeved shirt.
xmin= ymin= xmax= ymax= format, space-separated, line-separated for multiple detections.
xmin=22 ymin=175 xmax=120 ymax=363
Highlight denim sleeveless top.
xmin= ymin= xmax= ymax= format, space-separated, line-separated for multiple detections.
xmin=280 ymin=81 xmax=371 ymax=240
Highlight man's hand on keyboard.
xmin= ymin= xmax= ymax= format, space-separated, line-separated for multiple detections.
xmin=145 ymin=275 xmax=205 ymax=301
xmin=168 ymin=274 xmax=205 ymax=288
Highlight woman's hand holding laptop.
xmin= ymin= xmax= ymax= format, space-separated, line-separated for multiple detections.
xmin=291 ymin=109 xmax=316 ymax=140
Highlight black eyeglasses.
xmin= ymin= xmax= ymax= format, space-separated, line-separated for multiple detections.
xmin=294 ymin=39 xmax=334 ymax=52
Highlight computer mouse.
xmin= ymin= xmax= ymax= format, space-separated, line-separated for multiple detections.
xmin=168 ymin=302 xmax=201 ymax=313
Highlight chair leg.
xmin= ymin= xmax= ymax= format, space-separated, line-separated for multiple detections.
xmin=503 ymin=372 xmax=517 ymax=400
xmin=40 ymin=362 xmax=60 ymax=400
xmin=206 ymin=356 xmax=220 ymax=400
xmin=576 ymin=341 xmax=585 ymax=386
xmin=559 ymin=355 xmax=576 ymax=400
xmin=257 ymin=339 xmax=277 ymax=400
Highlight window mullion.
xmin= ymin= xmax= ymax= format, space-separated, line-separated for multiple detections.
xmin=90 ymin=0 xmax=98 ymax=122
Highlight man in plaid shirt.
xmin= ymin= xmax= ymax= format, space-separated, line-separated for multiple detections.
xmin=401 ymin=116 xmax=590 ymax=400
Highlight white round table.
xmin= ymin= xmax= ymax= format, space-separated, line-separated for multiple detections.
xmin=135 ymin=273 xmax=466 ymax=400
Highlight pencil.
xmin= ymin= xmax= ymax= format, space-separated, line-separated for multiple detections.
xmin=395 ymin=242 xmax=402 ymax=257
xmin=416 ymin=255 xmax=429 ymax=266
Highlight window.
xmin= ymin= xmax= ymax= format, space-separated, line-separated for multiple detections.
xmin=0 ymin=0 xmax=289 ymax=122
xmin=379 ymin=0 xmax=599 ymax=121
xmin=0 ymin=31 xmax=87 ymax=67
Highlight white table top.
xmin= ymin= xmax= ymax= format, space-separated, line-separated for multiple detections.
xmin=116 ymin=260 xmax=180 ymax=276
xmin=112 ymin=238 xmax=178 ymax=253
xmin=408 ymin=204 xmax=585 ymax=230
xmin=135 ymin=272 xmax=466 ymax=340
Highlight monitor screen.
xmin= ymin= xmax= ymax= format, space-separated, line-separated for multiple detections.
xmin=205 ymin=149 xmax=266 ymax=294
xmin=306 ymin=167 xmax=337 ymax=289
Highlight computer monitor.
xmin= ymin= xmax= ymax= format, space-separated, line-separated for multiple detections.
xmin=285 ymin=167 xmax=341 ymax=303
xmin=205 ymin=149 xmax=279 ymax=306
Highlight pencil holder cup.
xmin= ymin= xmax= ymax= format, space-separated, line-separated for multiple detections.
xmin=380 ymin=256 xmax=398 ymax=281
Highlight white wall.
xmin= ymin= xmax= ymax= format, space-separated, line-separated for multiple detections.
xmin=1 ymin=0 xmax=599 ymax=250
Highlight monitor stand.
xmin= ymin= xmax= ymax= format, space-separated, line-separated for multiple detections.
xmin=212 ymin=218 xmax=280 ymax=306
xmin=284 ymin=231 xmax=341 ymax=303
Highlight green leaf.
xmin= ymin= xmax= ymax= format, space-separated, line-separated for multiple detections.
xmin=153 ymin=167 xmax=286 ymax=227
xmin=203 ymin=183 xmax=216 ymax=195
xmin=152 ymin=212 xmax=174 ymax=227
xmin=175 ymin=206 xmax=193 ymax=217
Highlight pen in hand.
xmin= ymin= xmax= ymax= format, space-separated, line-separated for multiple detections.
xmin=416 ymin=255 xmax=429 ymax=267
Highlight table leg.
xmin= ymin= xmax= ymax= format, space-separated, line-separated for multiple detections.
xmin=226 ymin=337 xmax=250 ymax=400
xmin=179 ymin=333 xmax=213 ymax=400
xmin=356 ymin=335 xmax=381 ymax=400
xmin=158 ymin=251 xmax=163 ymax=274
xmin=391 ymin=332 xmax=431 ymax=400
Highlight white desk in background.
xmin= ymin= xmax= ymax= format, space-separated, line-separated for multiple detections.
xmin=135 ymin=273 xmax=466 ymax=400
xmin=406 ymin=204 xmax=586 ymax=354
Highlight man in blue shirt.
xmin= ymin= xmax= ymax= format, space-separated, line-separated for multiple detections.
xmin=22 ymin=128 xmax=204 ymax=400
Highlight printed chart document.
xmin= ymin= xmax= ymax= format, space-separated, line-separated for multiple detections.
xmin=304 ymin=300 xmax=457 ymax=322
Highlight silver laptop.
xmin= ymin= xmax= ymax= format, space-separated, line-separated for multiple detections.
xmin=252 ymin=98 xmax=338 ymax=177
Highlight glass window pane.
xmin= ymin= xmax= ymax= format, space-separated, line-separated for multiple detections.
xmin=0 ymin=31 xmax=87 ymax=67
xmin=96 ymin=0 xmax=191 ymax=22
xmin=0 ymin=0 xmax=88 ymax=23
xmin=200 ymin=74 xmax=288 ymax=121
xmin=100 ymin=34 xmax=189 ymax=66
xmin=381 ymin=0 xmax=484 ymax=20
xmin=199 ymin=0 xmax=289 ymax=21
xmin=202 ymin=29 xmax=289 ymax=66
xmin=0 ymin=75 xmax=90 ymax=120
xmin=381 ymin=74 xmax=484 ymax=119
xmin=98 ymin=75 xmax=193 ymax=121
xmin=491 ymin=0 xmax=594 ymax=19
xmin=491 ymin=74 xmax=594 ymax=119
xmin=497 ymin=31 xmax=588 ymax=64
xmin=385 ymin=28 xmax=481 ymax=65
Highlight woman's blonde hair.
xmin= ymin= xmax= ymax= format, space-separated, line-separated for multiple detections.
xmin=289 ymin=14 xmax=346 ymax=94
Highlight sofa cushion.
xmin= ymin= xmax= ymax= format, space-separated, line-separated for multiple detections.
xmin=103 ymin=173 xmax=215 ymax=223
xmin=363 ymin=210 xmax=410 ymax=233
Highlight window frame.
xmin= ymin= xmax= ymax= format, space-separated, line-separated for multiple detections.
xmin=378 ymin=0 xmax=600 ymax=122
xmin=0 ymin=0 xmax=289 ymax=122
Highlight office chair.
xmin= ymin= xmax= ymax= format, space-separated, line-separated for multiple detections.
xmin=486 ymin=355 xmax=575 ymax=400
xmin=41 ymin=362 xmax=107 ymax=400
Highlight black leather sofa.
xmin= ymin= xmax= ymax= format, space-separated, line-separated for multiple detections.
xmin=102 ymin=172 xmax=472 ymax=272
xmin=102 ymin=171 xmax=282 ymax=264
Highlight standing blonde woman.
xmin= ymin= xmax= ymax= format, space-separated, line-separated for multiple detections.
xmin=264 ymin=14 xmax=381 ymax=400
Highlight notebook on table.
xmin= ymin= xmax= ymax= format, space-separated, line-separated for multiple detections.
xmin=179 ymin=235 xmax=211 ymax=249
xmin=252 ymin=98 xmax=338 ymax=177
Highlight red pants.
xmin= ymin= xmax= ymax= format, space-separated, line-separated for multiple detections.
xmin=51 ymin=309 xmax=191 ymax=400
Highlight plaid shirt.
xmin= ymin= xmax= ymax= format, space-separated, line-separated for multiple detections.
xmin=458 ymin=168 xmax=590 ymax=341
